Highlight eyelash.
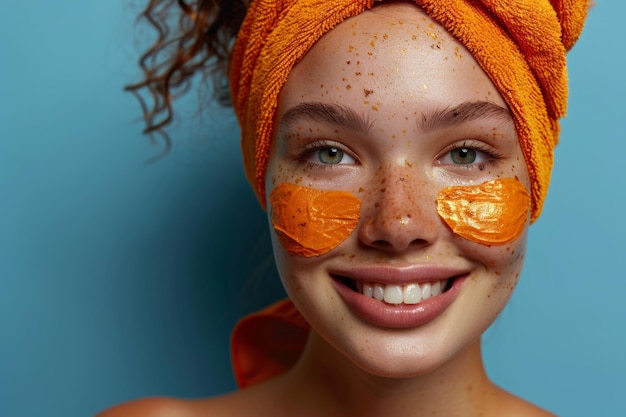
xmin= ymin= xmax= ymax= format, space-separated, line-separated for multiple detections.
xmin=289 ymin=139 xmax=503 ymax=171
xmin=292 ymin=140 xmax=357 ymax=169
xmin=439 ymin=140 xmax=504 ymax=170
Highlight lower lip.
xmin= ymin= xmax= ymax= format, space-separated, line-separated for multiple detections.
xmin=331 ymin=275 xmax=468 ymax=329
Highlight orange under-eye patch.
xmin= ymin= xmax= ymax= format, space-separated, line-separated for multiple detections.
xmin=437 ymin=178 xmax=530 ymax=245
xmin=269 ymin=183 xmax=361 ymax=257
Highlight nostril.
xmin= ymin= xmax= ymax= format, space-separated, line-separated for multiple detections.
xmin=371 ymin=240 xmax=393 ymax=248
xmin=358 ymin=205 xmax=439 ymax=251
xmin=408 ymin=238 xmax=429 ymax=247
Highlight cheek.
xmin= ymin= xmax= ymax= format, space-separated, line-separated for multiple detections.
xmin=269 ymin=183 xmax=361 ymax=257
xmin=484 ymin=240 xmax=527 ymax=308
xmin=436 ymin=178 xmax=530 ymax=245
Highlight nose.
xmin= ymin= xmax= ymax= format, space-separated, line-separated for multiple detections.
xmin=358 ymin=167 xmax=439 ymax=253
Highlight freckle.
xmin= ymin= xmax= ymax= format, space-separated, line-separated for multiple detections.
xmin=346 ymin=84 xmax=352 ymax=90
xmin=355 ymin=72 xmax=362 ymax=76
xmin=358 ymin=187 xmax=364 ymax=193
xmin=363 ymin=88 xmax=374 ymax=97
xmin=372 ymin=105 xmax=378 ymax=111
xmin=346 ymin=60 xmax=351 ymax=65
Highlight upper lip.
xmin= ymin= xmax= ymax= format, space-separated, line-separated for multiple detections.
xmin=328 ymin=264 xmax=470 ymax=285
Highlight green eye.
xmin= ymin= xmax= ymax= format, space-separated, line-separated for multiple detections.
xmin=450 ymin=147 xmax=477 ymax=164
xmin=318 ymin=147 xmax=345 ymax=164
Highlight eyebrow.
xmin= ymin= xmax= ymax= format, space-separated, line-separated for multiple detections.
xmin=279 ymin=102 xmax=372 ymax=134
xmin=278 ymin=100 xmax=512 ymax=136
xmin=418 ymin=100 xmax=513 ymax=133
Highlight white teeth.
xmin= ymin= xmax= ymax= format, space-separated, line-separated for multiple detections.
xmin=363 ymin=283 xmax=374 ymax=298
xmin=373 ymin=284 xmax=384 ymax=301
xmin=421 ymin=282 xmax=431 ymax=299
xmin=431 ymin=280 xmax=441 ymax=296
xmin=357 ymin=280 xmax=450 ymax=305
xmin=403 ymin=283 xmax=421 ymax=304
xmin=383 ymin=285 xmax=403 ymax=304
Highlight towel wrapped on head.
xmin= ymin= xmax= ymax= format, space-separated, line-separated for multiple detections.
xmin=230 ymin=0 xmax=589 ymax=221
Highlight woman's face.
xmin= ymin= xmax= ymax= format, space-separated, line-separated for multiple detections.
xmin=265 ymin=3 xmax=531 ymax=377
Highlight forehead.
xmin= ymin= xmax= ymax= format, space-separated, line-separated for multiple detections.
xmin=280 ymin=2 xmax=506 ymax=111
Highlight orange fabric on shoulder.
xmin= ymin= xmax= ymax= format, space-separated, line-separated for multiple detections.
xmin=231 ymin=299 xmax=309 ymax=389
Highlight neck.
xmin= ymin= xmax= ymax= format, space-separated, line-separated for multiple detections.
xmin=278 ymin=331 xmax=499 ymax=417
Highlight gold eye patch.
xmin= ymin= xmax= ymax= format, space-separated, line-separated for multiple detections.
xmin=269 ymin=183 xmax=361 ymax=257
xmin=437 ymin=178 xmax=530 ymax=245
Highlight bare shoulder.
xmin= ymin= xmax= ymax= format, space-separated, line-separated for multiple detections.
xmin=493 ymin=386 xmax=557 ymax=417
xmin=95 ymin=395 xmax=238 ymax=417
xmin=96 ymin=397 xmax=203 ymax=417
xmin=95 ymin=389 xmax=275 ymax=417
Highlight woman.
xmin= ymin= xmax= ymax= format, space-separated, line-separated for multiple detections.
xmin=99 ymin=0 xmax=588 ymax=415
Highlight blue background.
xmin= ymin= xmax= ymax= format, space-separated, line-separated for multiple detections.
xmin=1 ymin=1 xmax=624 ymax=416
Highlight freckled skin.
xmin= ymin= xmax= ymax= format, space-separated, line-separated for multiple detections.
xmin=254 ymin=4 xmax=546 ymax=417
xmin=267 ymin=2 xmax=528 ymax=376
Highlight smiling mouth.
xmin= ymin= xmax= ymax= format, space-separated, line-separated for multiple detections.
xmin=333 ymin=276 xmax=456 ymax=305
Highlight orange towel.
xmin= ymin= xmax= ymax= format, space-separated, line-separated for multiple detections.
xmin=230 ymin=0 xmax=589 ymax=222
xmin=231 ymin=299 xmax=309 ymax=388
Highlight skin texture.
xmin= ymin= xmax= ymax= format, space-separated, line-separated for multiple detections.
xmin=97 ymin=3 xmax=553 ymax=417
xmin=265 ymin=2 xmax=531 ymax=379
